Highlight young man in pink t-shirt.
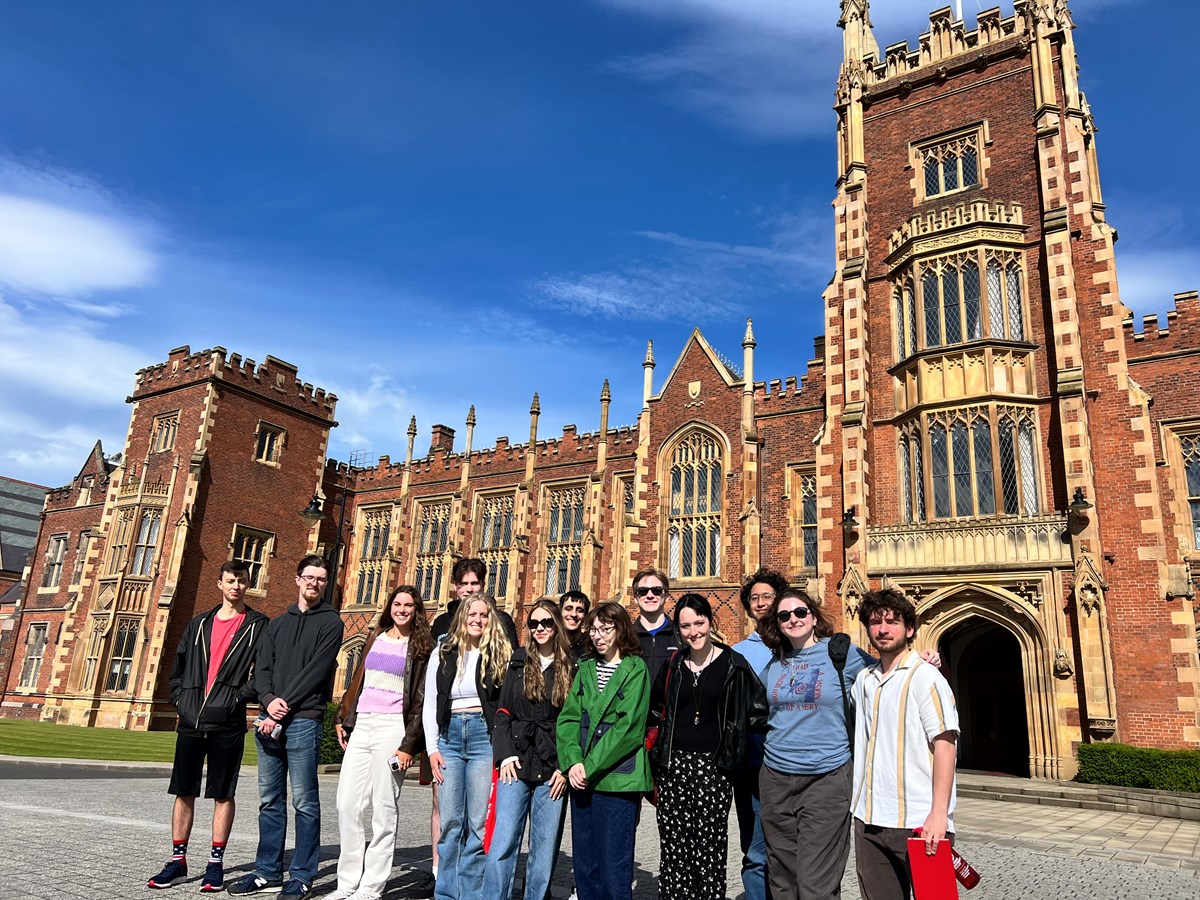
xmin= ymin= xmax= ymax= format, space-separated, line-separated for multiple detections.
xmin=148 ymin=561 xmax=270 ymax=892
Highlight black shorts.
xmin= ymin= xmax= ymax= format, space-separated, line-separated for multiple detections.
xmin=168 ymin=726 xmax=246 ymax=800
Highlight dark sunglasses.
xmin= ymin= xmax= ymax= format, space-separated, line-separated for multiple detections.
xmin=775 ymin=607 xmax=811 ymax=623
xmin=527 ymin=617 xmax=556 ymax=631
xmin=635 ymin=585 xmax=665 ymax=597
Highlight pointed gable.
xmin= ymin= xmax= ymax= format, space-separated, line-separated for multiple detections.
xmin=653 ymin=329 xmax=743 ymax=403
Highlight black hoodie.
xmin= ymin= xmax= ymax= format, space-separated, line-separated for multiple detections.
xmin=255 ymin=601 xmax=344 ymax=721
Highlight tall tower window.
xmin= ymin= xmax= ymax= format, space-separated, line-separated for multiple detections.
xmin=413 ymin=500 xmax=451 ymax=603
xmin=18 ymin=624 xmax=48 ymax=689
xmin=105 ymin=618 xmax=140 ymax=693
xmin=800 ymin=472 xmax=818 ymax=569
xmin=477 ymin=494 xmax=515 ymax=598
xmin=918 ymin=131 xmax=981 ymax=199
xmin=667 ymin=431 xmax=723 ymax=580
xmin=354 ymin=509 xmax=391 ymax=607
xmin=1184 ymin=435 xmax=1200 ymax=548
xmin=41 ymin=535 xmax=68 ymax=589
xmin=232 ymin=526 xmax=273 ymax=591
xmin=129 ymin=510 xmax=162 ymax=577
xmin=545 ymin=485 xmax=586 ymax=595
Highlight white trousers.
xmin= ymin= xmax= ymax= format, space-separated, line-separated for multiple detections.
xmin=335 ymin=713 xmax=408 ymax=897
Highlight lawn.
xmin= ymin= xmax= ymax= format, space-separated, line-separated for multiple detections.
xmin=0 ymin=718 xmax=258 ymax=764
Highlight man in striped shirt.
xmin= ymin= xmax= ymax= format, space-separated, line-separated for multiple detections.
xmin=850 ymin=589 xmax=959 ymax=900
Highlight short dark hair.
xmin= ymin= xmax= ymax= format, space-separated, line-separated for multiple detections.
xmin=760 ymin=588 xmax=834 ymax=655
xmin=858 ymin=588 xmax=918 ymax=637
xmin=583 ymin=602 xmax=642 ymax=659
xmin=739 ymin=567 xmax=789 ymax=613
xmin=451 ymin=557 xmax=486 ymax=585
xmin=674 ymin=592 xmax=713 ymax=624
xmin=631 ymin=567 xmax=670 ymax=595
xmin=295 ymin=554 xmax=329 ymax=577
xmin=219 ymin=560 xmax=250 ymax=580
xmin=559 ymin=590 xmax=590 ymax=614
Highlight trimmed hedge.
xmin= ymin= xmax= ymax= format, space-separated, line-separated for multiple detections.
xmin=320 ymin=702 xmax=345 ymax=766
xmin=1076 ymin=742 xmax=1200 ymax=793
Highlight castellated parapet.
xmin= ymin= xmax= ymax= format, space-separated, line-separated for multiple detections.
xmin=1124 ymin=291 xmax=1200 ymax=359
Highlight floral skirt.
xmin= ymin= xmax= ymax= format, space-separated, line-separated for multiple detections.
xmin=656 ymin=749 xmax=733 ymax=900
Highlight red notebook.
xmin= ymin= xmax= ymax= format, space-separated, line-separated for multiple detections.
xmin=907 ymin=838 xmax=958 ymax=900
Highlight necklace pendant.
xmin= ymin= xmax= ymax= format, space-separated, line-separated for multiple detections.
xmin=693 ymin=711 xmax=700 ymax=726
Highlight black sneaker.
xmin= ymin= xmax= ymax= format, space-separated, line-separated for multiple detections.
xmin=278 ymin=881 xmax=310 ymax=898
xmin=226 ymin=874 xmax=283 ymax=896
xmin=148 ymin=860 xmax=188 ymax=889
xmin=199 ymin=862 xmax=224 ymax=893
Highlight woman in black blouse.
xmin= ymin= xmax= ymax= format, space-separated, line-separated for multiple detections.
xmin=648 ymin=593 xmax=767 ymax=900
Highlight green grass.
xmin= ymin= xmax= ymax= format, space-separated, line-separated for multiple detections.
xmin=0 ymin=718 xmax=258 ymax=765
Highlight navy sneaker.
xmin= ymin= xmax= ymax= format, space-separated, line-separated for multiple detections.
xmin=147 ymin=859 xmax=188 ymax=889
xmin=199 ymin=862 xmax=225 ymax=893
xmin=278 ymin=881 xmax=310 ymax=898
xmin=226 ymin=874 xmax=283 ymax=896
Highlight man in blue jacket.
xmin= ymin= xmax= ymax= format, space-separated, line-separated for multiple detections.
xmin=148 ymin=561 xmax=269 ymax=892
xmin=229 ymin=555 xmax=344 ymax=898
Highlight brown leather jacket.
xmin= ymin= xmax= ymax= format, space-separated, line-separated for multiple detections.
xmin=337 ymin=630 xmax=430 ymax=756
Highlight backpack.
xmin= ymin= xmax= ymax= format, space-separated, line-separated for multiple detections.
xmin=828 ymin=632 xmax=855 ymax=752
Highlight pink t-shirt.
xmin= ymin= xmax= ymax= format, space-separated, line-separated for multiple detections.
xmin=207 ymin=611 xmax=246 ymax=694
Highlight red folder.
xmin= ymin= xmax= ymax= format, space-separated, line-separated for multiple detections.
xmin=907 ymin=838 xmax=958 ymax=900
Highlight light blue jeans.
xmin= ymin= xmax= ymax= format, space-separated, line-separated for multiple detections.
xmin=482 ymin=777 xmax=566 ymax=900
xmin=435 ymin=713 xmax=493 ymax=900
xmin=734 ymin=766 xmax=771 ymax=900
xmin=254 ymin=716 xmax=322 ymax=886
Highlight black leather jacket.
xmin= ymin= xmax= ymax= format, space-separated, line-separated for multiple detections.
xmin=647 ymin=642 xmax=768 ymax=775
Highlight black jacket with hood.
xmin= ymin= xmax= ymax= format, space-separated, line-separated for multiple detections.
xmin=255 ymin=601 xmax=345 ymax=721
xmin=491 ymin=648 xmax=567 ymax=783
xmin=170 ymin=604 xmax=270 ymax=732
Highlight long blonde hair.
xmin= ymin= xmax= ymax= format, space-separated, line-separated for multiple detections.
xmin=523 ymin=598 xmax=573 ymax=707
xmin=441 ymin=592 xmax=511 ymax=684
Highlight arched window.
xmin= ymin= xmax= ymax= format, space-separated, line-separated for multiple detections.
xmin=666 ymin=431 xmax=723 ymax=580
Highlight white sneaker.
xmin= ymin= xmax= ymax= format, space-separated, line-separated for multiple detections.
xmin=327 ymin=890 xmax=357 ymax=900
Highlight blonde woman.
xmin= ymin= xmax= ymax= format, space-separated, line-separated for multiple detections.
xmin=422 ymin=592 xmax=512 ymax=900
xmin=483 ymin=598 xmax=574 ymax=900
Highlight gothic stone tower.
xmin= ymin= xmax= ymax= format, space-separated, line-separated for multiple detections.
xmin=827 ymin=0 xmax=1199 ymax=778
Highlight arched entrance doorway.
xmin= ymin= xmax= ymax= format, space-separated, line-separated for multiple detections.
xmin=940 ymin=619 xmax=1030 ymax=777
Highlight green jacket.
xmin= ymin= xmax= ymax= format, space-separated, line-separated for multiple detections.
xmin=557 ymin=655 xmax=653 ymax=794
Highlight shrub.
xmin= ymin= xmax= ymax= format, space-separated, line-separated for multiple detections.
xmin=320 ymin=702 xmax=345 ymax=767
xmin=1076 ymin=742 xmax=1200 ymax=793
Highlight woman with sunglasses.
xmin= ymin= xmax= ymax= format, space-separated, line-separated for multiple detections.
xmin=332 ymin=585 xmax=435 ymax=900
xmin=647 ymin=593 xmax=766 ymax=900
xmin=556 ymin=602 xmax=652 ymax=900
xmin=482 ymin=598 xmax=573 ymax=900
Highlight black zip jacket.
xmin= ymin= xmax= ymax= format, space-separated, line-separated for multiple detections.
xmin=491 ymin=649 xmax=565 ymax=782
xmin=634 ymin=615 xmax=679 ymax=687
xmin=647 ymin=641 xmax=768 ymax=775
xmin=170 ymin=604 xmax=270 ymax=732
xmin=255 ymin=601 xmax=344 ymax=721
xmin=432 ymin=642 xmax=507 ymax=735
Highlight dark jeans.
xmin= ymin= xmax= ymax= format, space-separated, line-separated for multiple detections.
xmin=733 ymin=766 xmax=771 ymax=900
xmin=569 ymin=790 xmax=639 ymax=900
xmin=254 ymin=716 xmax=322 ymax=886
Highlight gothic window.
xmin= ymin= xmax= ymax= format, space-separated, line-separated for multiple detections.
xmin=667 ymin=431 xmax=723 ymax=580
xmin=354 ymin=508 xmax=392 ymax=607
xmin=80 ymin=624 xmax=104 ymax=692
xmin=898 ymin=249 xmax=1027 ymax=356
xmin=107 ymin=509 xmax=136 ymax=576
xmin=413 ymin=500 xmax=451 ymax=603
xmin=255 ymin=422 xmax=285 ymax=464
xmin=340 ymin=641 xmax=365 ymax=694
xmin=71 ymin=531 xmax=92 ymax=586
xmin=918 ymin=131 xmax=981 ymax=199
xmin=800 ymin=472 xmax=818 ymax=569
xmin=129 ymin=510 xmax=162 ymax=577
xmin=997 ymin=413 xmax=1040 ymax=516
xmin=18 ymin=624 xmax=48 ymax=689
xmin=1184 ymin=436 xmax=1200 ymax=549
xmin=232 ymin=526 xmax=273 ymax=591
xmin=477 ymin=494 xmax=515 ymax=598
xmin=545 ymin=485 xmax=586 ymax=595
xmin=105 ymin=618 xmax=139 ymax=693
xmin=41 ymin=534 xmax=68 ymax=589
xmin=152 ymin=412 xmax=179 ymax=453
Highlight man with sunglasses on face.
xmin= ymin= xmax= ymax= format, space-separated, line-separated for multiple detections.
xmin=630 ymin=567 xmax=679 ymax=687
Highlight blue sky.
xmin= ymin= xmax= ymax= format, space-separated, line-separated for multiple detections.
xmin=0 ymin=0 xmax=1195 ymax=487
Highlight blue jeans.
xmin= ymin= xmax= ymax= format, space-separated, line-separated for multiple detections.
xmin=570 ymin=790 xmax=639 ymax=900
xmin=436 ymin=713 xmax=493 ymax=900
xmin=734 ymin=766 xmax=771 ymax=900
xmin=254 ymin=716 xmax=322 ymax=886
xmin=482 ymin=777 xmax=566 ymax=900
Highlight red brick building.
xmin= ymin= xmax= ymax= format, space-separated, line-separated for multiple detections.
xmin=3 ymin=1 xmax=1198 ymax=780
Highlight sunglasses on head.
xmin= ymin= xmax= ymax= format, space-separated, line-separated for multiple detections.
xmin=775 ymin=607 xmax=811 ymax=623
xmin=635 ymin=585 xmax=664 ymax=597
xmin=527 ymin=616 xmax=556 ymax=631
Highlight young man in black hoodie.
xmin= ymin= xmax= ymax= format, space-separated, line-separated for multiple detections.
xmin=148 ymin=561 xmax=270 ymax=892
xmin=229 ymin=555 xmax=344 ymax=898
xmin=631 ymin=566 xmax=678 ymax=686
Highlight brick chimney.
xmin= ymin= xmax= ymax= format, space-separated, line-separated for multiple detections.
xmin=429 ymin=424 xmax=456 ymax=454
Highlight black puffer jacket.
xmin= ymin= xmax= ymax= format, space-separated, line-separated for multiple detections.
xmin=170 ymin=605 xmax=270 ymax=732
xmin=647 ymin=642 xmax=768 ymax=775
xmin=491 ymin=649 xmax=567 ymax=783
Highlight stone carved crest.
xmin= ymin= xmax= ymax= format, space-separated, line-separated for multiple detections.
xmin=1072 ymin=551 xmax=1108 ymax=617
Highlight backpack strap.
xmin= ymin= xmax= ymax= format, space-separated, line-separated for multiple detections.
xmin=828 ymin=633 xmax=854 ymax=753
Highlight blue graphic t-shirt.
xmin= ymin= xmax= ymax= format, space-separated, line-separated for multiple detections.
xmin=762 ymin=638 xmax=874 ymax=775
xmin=732 ymin=630 xmax=772 ymax=768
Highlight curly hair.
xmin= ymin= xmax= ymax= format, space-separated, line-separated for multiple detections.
xmin=522 ymin=598 xmax=573 ymax=707
xmin=739 ymin=567 xmax=789 ymax=614
xmin=376 ymin=585 xmax=435 ymax=662
xmin=759 ymin=587 xmax=834 ymax=656
xmin=441 ymin=592 xmax=512 ymax=684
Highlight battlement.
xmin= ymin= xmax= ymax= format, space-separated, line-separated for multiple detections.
xmin=888 ymin=200 xmax=1025 ymax=258
xmin=131 ymin=344 xmax=337 ymax=418
xmin=1124 ymin=291 xmax=1200 ymax=359
xmin=752 ymin=356 xmax=827 ymax=412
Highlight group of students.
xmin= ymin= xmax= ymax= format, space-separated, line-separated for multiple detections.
xmin=147 ymin=554 xmax=960 ymax=900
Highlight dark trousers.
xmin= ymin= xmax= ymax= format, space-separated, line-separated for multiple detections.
xmin=854 ymin=818 xmax=955 ymax=900
xmin=570 ymin=790 xmax=639 ymax=900
xmin=759 ymin=760 xmax=853 ymax=900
